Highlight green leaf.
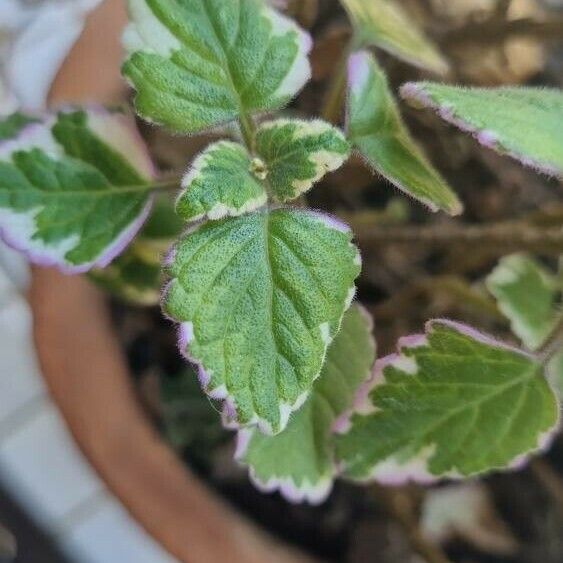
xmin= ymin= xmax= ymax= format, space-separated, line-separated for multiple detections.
xmin=401 ymin=83 xmax=563 ymax=178
xmin=335 ymin=320 xmax=559 ymax=482
xmin=237 ymin=304 xmax=375 ymax=504
xmin=487 ymin=254 xmax=561 ymax=351
xmin=0 ymin=109 xmax=154 ymax=273
xmin=347 ymin=51 xmax=461 ymax=216
xmin=122 ymin=0 xmax=312 ymax=134
xmin=0 ymin=113 xmax=40 ymax=141
xmin=176 ymin=141 xmax=266 ymax=222
xmin=162 ymin=208 xmax=361 ymax=435
xmin=340 ymin=0 xmax=448 ymax=74
xmin=160 ymin=368 xmax=228 ymax=454
xmin=177 ymin=119 xmax=349 ymax=221
xmin=255 ymin=119 xmax=350 ymax=202
xmin=90 ymin=198 xmax=182 ymax=305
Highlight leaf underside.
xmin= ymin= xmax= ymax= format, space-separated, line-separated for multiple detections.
xmin=487 ymin=254 xmax=561 ymax=351
xmin=237 ymin=304 xmax=375 ymax=504
xmin=340 ymin=0 xmax=448 ymax=74
xmin=347 ymin=51 xmax=461 ymax=216
xmin=401 ymin=83 xmax=563 ymax=178
xmin=335 ymin=320 xmax=559 ymax=483
xmin=122 ymin=0 xmax=312 ymax=134
xmin=0 ymin=109 xmax=154 ymax=273
xmin=162 ymin=208 xmax=361 ymax=435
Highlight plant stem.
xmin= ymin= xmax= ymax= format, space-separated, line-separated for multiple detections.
xmin=147 ymin=178 xmax=182 ymax=193
xmin=372 ymin=486 xmax=453 ymax=563
xmin=321 ymin=50 xmax=348 ymax=124
xmin=238 ymin=111 xmax=256 ymax=152
xmin=355 ymin=222 xmax=563 ymax=253
xmin=538 ymin=313 xmax=563 ymax=366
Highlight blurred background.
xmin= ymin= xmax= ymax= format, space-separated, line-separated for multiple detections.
xmin=1 ymin=0 xmax=563 ymax=562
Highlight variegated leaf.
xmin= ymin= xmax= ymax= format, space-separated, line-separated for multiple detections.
xmin=347 ymin=51 xmax=461 ymax=215
xmin=162 ymin=208 xmax=361 ymax=435
xmin=176 ymin=141 xmax=266 ymax=222
xmin=237 ymin=304 xmax=375 ymax=504
xmin=335 ymin=320 xmax=559 ymax=483
xmin=255 ymin=119 xmax=349 ymax=202
xmin=340 ymin=0 xmax=448 ymax=74
xmin=176 ymin=119 xmax=349 ymax=221
xmin=122 ymin=0 xmax=312 ymax=134
xmin=0 ymin=109 xmax=154 ymax=273
xmin=401 ymin=83 xmax=563 ymax=178
xmin=487 ymin=254 xmax=561 ymax=351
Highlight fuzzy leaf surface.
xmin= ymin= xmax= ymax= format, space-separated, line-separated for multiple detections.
xmin=255 ymin=119 xmax=349 ymax=202
xmin=176 ymin=141 xmax=266 ymax=221
xmin=347 ymin=51 xmax=461 ymax=215
xmin=487 ymin=254 xmax=561 ymax=351
xmin=340 ymin=0 xmax=448 ymax=74
xmin=335 ymin=320 xmax=559 ymax=483
xmin=177 ymin=119 xmax=348 ymax=221
xmin=237 ymin=304 xmax=375 ymax=504
xmin=401 ymin=83 xmax=563 ymax=177
xmin=163 ymin=208 xmax=361 ymax=435
xmin=0 ymin=109 xmax=154 ymax=273
xmin=122 ymin=0 xmax=312 ymax=134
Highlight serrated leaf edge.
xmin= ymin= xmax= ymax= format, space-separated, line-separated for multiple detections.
xmin=235 ymin=303 xmax=375 ymax=504
xmin=257 ymin=118 xmax=350 ymax=201
xmin=162 ymin=209 xmax=361 ymax=436
xmin=177 ymin=140 xmax=267 ymax=222
xmin=334 ymin=319 xmax=558 ymax=485
xmin=0 ymin=108 xmax=154 ymax=274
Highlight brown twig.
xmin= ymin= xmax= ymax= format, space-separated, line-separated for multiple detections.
xmin=440 ymin=17 xmax=563 ymax=45
xmin=355 ymin=223 xmax=563 ymax=254
xmin=371 ymin=275 xmax=504 ymax=322
xmin=538 ymin=313 xmax=563 ymax=366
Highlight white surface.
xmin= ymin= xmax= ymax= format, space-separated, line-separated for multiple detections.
xmin=0 ymin=257 xmax=177 ymax=562
xmin=0 ymin=403 xmax=103 ymax=526
xmin=63 ymin=496 xmax=176 ymax=563
xmin=0 ymin=293 xmax=44 ymax=428
xmin=0 ymin=0 xmax=103 ymax=113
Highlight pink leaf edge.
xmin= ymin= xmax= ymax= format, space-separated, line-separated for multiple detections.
xmin=333 ymin=319 xmax=558 ymax=485
xmin=400 ymin=82 xmax=561 ymax=178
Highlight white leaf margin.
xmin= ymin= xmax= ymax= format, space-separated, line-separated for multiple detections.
xmin=0 ymin=107 xmax=154 ymax=274
xmin=162 ymin=209 xmax=361 ymax=436
xmin=177 ymin=140 xmax=267 ymax=222
xmin=122 ymin=0 xmax=313 ymax=128
xmin=334 ymin=319 xmax=560 ymax=485
xmin=234 ymin=304 xmax=376 ymax=505
xmin=257 ymin=118 xmax=350 ymax=200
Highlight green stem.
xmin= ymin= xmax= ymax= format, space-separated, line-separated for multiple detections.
xmin=147 ymin=178 xmax=182 ymax=193
xmin=238 ymin=111 xmax=256 ymax=152
xmin=321 ymin=40 xmax=353 ymax=124
xmin=539 ymin=313 xmax=563 ymax=366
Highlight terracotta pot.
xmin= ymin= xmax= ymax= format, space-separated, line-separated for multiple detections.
xmin=29 ymin=267 xmax=315 ymax=563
